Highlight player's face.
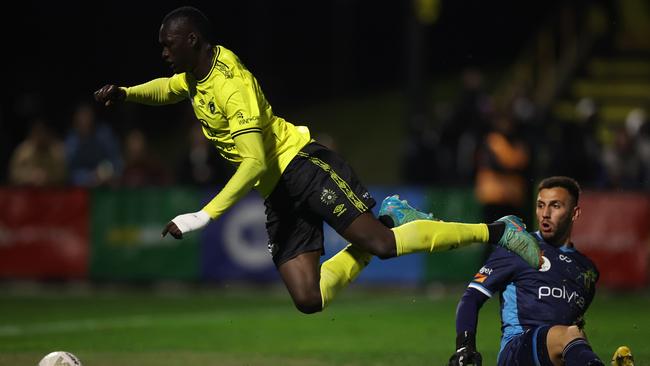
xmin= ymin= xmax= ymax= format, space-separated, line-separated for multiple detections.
xmin=158 ymin=21 xmax=195 ymax=74
xmin=536 ymin=187 xmax=580 ymax=245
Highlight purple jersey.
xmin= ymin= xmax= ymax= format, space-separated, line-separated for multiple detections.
xmin=468 ymin=232 xmax=599 ymax=354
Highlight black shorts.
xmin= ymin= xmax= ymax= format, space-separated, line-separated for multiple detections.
xmin=264 ymin=142 xmax=376 ymax=266
xmin=498 ymin=326 xmax=553 ymax=366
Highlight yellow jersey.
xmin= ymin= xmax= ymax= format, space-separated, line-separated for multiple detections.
xmin=124 ymin=45 xmax=311 ymax=218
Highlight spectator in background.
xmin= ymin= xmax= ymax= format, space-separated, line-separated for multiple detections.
xmin=402 ymin=113 xmax=440 ymax=184
xmin=558 ymin=98 xmax=605 ymax=187
xmin=474 ymin=110 xmax=531 ymax=225
xmin=120 ymin=129 xmax=171 ymax=187
xmin=176 ymin=123 xmax=231 ymax=187
xmin=626 ymin=108 xmax=650 ymax=189
xmin=8 ymin=117 xmax=66 ymax=186
xmin=601 ymin=122 xmax=643 ymax=190
xmin=440 ymin=68 xmax=492 ymax=185
xmin=64 ymin=101 xmax=122 ymax=187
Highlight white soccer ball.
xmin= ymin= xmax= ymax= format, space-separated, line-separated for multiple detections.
xmin=38 ymin=351 xmax=82 ymax=366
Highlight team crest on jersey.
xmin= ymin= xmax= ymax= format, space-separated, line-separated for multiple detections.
xmin=216 ymin=60 xmax=234 ymax=78
xmin=578 ymin=269 xmax=597 ymax=290
xmin=209 ymin=101 xmax=216 ymax=114
xmin=539 ymin=255 xmax=551 ymax=272
xmin=320 ymin=188 xmax=338 ymax=205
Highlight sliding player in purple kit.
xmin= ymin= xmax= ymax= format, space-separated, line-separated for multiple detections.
xmin=448 ymin=176 xmax=628 ymax=366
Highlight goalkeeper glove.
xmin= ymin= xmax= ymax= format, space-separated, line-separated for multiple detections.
xmin=448 ymin=331 xmax=482 ymax=366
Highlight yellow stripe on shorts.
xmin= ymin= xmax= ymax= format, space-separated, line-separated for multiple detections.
xmin=298 ymin=152 xmax=368 ymax=212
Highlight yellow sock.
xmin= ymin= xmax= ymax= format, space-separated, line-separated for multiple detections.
xmin=319 ymin=244 xmax=372 ymax=309
xmin=391 ymin=220 xmax=489 ymax=256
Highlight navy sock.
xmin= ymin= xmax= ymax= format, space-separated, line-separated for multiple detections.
xmin=562 ymin=338 xmax=604 ymax=366
xmin=487 ymin=222 xmax=505 ymax=244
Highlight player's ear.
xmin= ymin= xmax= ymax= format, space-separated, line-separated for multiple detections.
xmin=188 ymin=32 xmax=198 ymax=47
xmin=571 ymin=205 xmax=581 ymax=222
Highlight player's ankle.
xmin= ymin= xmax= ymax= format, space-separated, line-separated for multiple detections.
xmin=486 ymin=222 xmax=505 ymax=244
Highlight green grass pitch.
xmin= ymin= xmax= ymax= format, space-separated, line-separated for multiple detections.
xmin=0 ymin=286 xmax=647 ymax=365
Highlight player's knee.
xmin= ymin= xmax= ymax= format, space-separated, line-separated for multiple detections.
xmin=292 ymin=291 xmax=323 ymax=314
xmin=372 ymin=242 xmax=396 ymax=260
xmin=566 ymin=325 xmax=585 ymax=339
xmin=359 ymin=235 xmax=395 ymax=259
xmin=343 ymin=217 xmax=396 ymax=259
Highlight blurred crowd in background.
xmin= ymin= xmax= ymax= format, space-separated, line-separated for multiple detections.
xmin=3 ymin=81 xmax=650 ymax=193
xmin=403 ymin=66 xmax=650 ymax=224
xmin=4 ymin=71 xmax=648 ymax=189
xmin=4 ymin=100 xmax=233 ymax=189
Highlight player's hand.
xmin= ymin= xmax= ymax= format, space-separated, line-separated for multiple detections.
xmin=161 ymin=210 xmax=211 ymax=240
xmin=447 ymin=347 xmax=482 ymax=366
xmin=93 ymin=84 xmax=126 ymax=107
xmin=162 ymin=221 xmax=183 ymax=239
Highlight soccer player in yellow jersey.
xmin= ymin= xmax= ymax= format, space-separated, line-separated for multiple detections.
xmin=94 ymin=6 xmax=542 ymax=314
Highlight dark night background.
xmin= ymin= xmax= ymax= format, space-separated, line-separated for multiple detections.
xmin=3 ymin=0 xmax=559 ymax=137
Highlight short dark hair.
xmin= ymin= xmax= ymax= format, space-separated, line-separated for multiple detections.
xmin=538 ymin=176 xmax=581 ymax=205
xmin=162 ymin=6 xmax=213 ymax=41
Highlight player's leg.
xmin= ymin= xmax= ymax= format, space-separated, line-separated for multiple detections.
xmin=277 ymin=243 xmax=373 ymax=313
xmin=277 ymin=250 xmax=322 ymax=314
xmin=341 ymin=211 xmax=493 ymax=259
xmin=276 ymin=141 xmax=538 ymax=311
xmin=318 ymin=242 xmax=372 ymax=309
xmin=546 ymin=325 xmax=604 ymax=366
xmin=496 ymin=326 xmax=553 ymax=366
xmin=265 ymin=142 xmax=375 ymax=313
xmin=341 ymin=206 xmax=542 ymax=270
xmin=377 ymin=196 xmax=542 ymax=267
xmin=267 ymin=202 xmax=340 ymax=313
xmin=299 ymin=144 xmax=539 ymax=265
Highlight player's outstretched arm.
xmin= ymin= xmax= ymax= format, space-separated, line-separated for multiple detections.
xmin=162 ymin=131 xmax=267 ymax=240
xmin=94 ymin=84 xmax=126 ymax=107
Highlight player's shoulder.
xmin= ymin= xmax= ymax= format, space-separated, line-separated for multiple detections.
xmin=216 ymin=45 xmax=237 ymax=59
xmin=214 ymin=45 xmax=245 ymax=77
xmin=210 ymin=46 xmax=249 ymax=89
xmin=570 ymin=246 xmax=599 ymax=272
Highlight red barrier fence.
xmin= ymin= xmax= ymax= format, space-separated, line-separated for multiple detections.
xmin=573 ymin=191 xmax=650 ymax=289
xmin=0 ymin=188 xmax=89 ymax=279
xmin=0 ymin=188 xmax=648 ymax=289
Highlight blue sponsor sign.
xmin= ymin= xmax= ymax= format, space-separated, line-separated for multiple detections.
xmin=201 ymin=192 xmax=279 ymax=282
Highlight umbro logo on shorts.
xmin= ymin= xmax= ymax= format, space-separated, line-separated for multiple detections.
xmin=333 ymin=203 xmax=347 ymax=217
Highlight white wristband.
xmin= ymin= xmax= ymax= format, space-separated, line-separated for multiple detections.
xmin=171 ymin=210 xmax=211 ymax=234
